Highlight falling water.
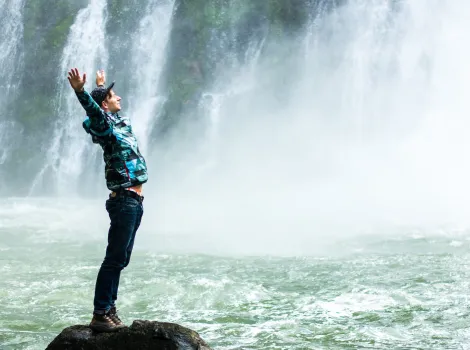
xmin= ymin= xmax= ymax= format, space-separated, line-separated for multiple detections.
xmin=127 ymin=0 xmax=175 ymax=155
xmin=144 ymin=0 xmax=470 ymax=250
xmin=287 ymin=0 xmax=470 ymax=228
xmin=30 ymin=0 xmax=175 ymax=196
xmin=0 ymin=0 xmax=24 ymax=99
xmin=30 ymin=0 xmax=109 ymax=195
xmin=0 ymin=0 xmax=25 ymax=179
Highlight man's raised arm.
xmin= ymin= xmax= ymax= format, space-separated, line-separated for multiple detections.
xmin=67 ymin=68 xmax=109 ymax=133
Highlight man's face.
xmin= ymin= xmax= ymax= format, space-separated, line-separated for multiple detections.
xmin=102 ymin=90 xmax=121 ymax=113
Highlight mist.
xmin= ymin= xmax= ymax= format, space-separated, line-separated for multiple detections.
xmin=2 ymin=0 xmax=470 ymax=255
xmin=134 ymin=0 xmax=470 ymax=255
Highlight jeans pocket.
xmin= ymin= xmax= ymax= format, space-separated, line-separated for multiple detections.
xmin=106 ymin=197 xmax=121 ymax=213
xmin=123 ymin=196 xmax=140 ymax=209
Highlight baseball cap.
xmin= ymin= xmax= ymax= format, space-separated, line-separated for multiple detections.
xmin=90 ymin=82 xmax=115 ymax=107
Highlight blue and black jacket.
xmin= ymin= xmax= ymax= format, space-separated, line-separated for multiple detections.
xmin=75 ymin=90 xmax=148 ymax=191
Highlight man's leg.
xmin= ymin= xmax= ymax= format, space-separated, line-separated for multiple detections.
xmin=110 ymin=202 xmax=143 ymax=307
xmin=107 ymin=202 xmax=143 ymax=327
xmin=91 ymin=196 xmax=140 ymax=331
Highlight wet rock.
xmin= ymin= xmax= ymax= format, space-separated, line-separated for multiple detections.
xmin=46 ymin=320 xmax=212 ymax=350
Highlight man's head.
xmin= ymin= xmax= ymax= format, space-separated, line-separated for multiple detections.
xmin=91 ymin=82 xmax=121 ymax=113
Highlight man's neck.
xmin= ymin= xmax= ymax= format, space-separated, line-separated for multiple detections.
xmin=104 ymin=109 xmax=118 ymax=116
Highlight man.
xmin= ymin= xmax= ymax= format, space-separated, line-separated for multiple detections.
xmin=67 ymin=68 xmax=148 ymax=332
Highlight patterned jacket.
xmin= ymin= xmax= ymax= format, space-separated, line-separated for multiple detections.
xmin=75 ymin=90 xmax=148 ymax=191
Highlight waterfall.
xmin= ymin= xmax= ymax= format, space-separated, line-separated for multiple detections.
xmin=127 ymin=0 xmax=175 ymax=155
xmin=1 ymin=0 xmax=469 ymax=232
xmin=0 ymin=0 xmax=25 ymax=174
xmin=30 ymin=0 xmax=109 ymax=195
xmin=29 ymin=0 xmax=175 ymax=196
xmin=148 ymin=0 xmax=470 ymax=238
xmin=0 ymin=0 xmax=24 ymax=99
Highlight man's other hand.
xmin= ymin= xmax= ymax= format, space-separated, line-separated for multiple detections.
xmin=96 ymin=69 xmax=106 ymax=86
xmin=68 ymin=68 xmax=86 ymax=92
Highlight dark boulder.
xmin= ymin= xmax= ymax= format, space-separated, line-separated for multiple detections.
xmin=46 ymin=320 xmax=212 ymax=350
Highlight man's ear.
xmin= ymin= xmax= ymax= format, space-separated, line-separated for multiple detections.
xmin=101 ymin=101 xmax=108 ymax=109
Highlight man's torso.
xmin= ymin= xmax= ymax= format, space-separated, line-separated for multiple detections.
xmin=83 ymin=112 xmax=148 ymax=191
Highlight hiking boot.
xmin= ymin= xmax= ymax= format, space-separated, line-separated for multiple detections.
xmin=108 ymin=307 xmax=126 ymax=327
xmin=89 ymin=313 xmax=121 ymax=333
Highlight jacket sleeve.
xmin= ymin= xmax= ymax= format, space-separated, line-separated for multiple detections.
xmin=75 ymin=90 xmax=110 ymax=133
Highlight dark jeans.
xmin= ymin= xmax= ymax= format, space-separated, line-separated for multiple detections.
xmin=93 ymin=195 xmax=143 ymax=314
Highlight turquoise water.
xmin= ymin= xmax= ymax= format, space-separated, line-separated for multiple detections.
xmin=1 ymin=199 xmax=470 ymax=349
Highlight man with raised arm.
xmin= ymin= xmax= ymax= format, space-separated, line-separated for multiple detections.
xmin=67 ymin=68 xmax=148 ymax=332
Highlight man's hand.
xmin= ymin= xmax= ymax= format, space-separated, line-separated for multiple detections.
xmin=96 ymin=69 xmax=106 ymax=86
xmin=67 ymin=68 xmax=86 ymax=92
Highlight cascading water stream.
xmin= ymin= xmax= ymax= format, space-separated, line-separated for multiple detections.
xmin=30 ymin=0 xmax=109 ymax=195
xmin=127 ymin=0 xmax=175 ymax=156
xmin=146 ymin=0 xmax=470 ymax=243
xmin=29 ymin=0 xmax=175 ymax=196
xmin=0 ymin=0 xmax=25 ymax=174
xmin=0 ymin=0 xmax=24 ymax=100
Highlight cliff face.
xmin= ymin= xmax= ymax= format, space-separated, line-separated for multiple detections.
xmin=46 ymin=320 xmax=212 ymax=350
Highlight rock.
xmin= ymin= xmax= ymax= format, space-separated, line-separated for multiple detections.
xmin=46 ymin=320 xmax=212 ymax=350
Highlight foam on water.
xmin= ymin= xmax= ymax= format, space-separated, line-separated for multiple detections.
xmin=2 ymin=220 xmax=470 ymax=349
